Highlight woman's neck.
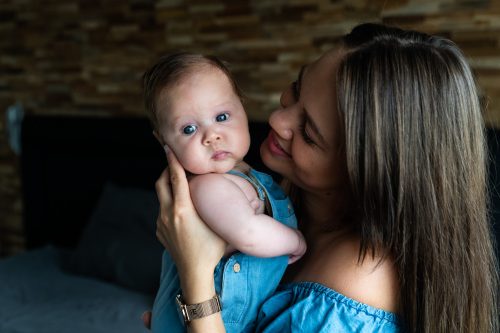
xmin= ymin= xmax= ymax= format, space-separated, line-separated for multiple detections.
xmin=281 ymin=188 xmax=359 ymax=285
xmin=298 ymin=188 xmax=355 ymax=240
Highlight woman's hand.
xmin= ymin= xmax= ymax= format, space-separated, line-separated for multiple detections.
xmin=141 ymin=311 xmax=152 ymax=330
xmin=155 ymin=146 xmax=226 ymax=298
xmin=153 ymin=147 xmax=227 ymax=332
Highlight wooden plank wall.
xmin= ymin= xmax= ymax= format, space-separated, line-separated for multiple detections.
xmin=0 ymin=0 xmax=497 ymax=256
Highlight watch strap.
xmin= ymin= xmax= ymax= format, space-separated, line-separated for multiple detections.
xmin=176 ymin=294 xmax=222 ymax=323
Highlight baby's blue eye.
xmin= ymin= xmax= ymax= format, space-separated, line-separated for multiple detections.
xmin=183 ymin=125 xmax=197 ymax=135
xmin=216 ymin=113 xmax=229 ymax=122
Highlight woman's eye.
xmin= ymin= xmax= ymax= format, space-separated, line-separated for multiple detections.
xmin=182 ymin=125 xmax=197 ymax=135
xmin=299 ymin=120 xmax=315 ymax=145
xmin=301 ymin=126 xmax=314 ymax=145
xmin=215 ymin=113 xmax=229 ymax=122
xmin=291 ymin=81 xmax=299 ymax=101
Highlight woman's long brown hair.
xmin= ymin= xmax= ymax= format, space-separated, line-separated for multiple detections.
xmin=336 ymin=23 xmax=498 ymax=332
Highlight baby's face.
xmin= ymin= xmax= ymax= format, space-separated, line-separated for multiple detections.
xmin=156 ymin=67 xmax=250 ymax=174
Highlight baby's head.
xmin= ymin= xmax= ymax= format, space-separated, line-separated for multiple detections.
xmin=143 ymin=52 xmax=251 ymax=174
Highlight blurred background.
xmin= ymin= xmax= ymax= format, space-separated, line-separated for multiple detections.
xmin=1 ymin=0 xmax=499 ymax=257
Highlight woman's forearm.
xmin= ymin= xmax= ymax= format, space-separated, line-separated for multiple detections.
xmin=154 ymin=150 xmax=227 ymax=332
xmin=180 ymin=272 xmax=226 ymax=333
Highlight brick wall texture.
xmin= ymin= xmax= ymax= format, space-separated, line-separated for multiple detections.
xmin=0 ymin=0 xmax=498 ymax=256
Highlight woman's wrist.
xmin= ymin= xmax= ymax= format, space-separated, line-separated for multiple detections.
xmin=180 ymin=270 xmax=217 ymax=304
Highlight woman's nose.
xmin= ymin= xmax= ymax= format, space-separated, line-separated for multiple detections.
xmin=269 ymin=106 xmax=294 ymax=141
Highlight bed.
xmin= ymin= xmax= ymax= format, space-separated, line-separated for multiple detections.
xmin=0 ymin=114 xmax=272 ymax=333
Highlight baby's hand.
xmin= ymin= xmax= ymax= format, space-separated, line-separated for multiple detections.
xmin=288 ymin=230 xmax=307 ymax=264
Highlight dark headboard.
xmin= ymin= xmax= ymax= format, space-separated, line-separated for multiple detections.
xmin=20 ymin=115 xmax=272 ymax=250
xmin=19 ymin=114 xmax=500 ymax=258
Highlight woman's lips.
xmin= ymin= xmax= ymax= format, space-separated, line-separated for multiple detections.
xmin=267 ymin=131 xmax=291 ymax=157
xmin=212 ymin=151 xmax=230 ymax=161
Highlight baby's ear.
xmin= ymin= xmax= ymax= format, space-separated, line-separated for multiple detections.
xmin=152 ymin=130 xmax=164 ymax=146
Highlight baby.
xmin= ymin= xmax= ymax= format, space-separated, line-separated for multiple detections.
xmin=142 ymin=52 xmax=306 ymax=333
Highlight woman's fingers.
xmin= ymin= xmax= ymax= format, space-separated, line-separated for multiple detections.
xmin=164 ymin=145 xmax=191 ymax=205
xmin=141 ymin=311 xmax=152 ymax=330
xmin=155 ymin=168 xmax=171 ymax=208
xmin=156 ymin=214 xmax=169 ymax=250
xmin=155 ymin=146 xmax=194 ymax=251
xmin=155 ymin=168 xmax=173 ymax=250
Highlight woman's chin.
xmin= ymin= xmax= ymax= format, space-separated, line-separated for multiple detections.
xmin=260 ymin=142 xmax=273 ymax=167
xmin=260 ymin=142 xmax=286 ymax=175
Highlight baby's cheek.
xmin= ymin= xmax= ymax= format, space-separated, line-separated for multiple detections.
xmin=181 ymin=155 xmax=210 ymax=174
xmin=180 ymin=155 xmax=198 ymax=172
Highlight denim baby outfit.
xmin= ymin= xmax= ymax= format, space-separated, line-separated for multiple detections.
xmin=151 ymin=168 xmax=297 ymax=333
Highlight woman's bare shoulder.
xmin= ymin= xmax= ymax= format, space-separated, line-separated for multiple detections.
xmin=307 ymin=236 xmax=399 ymax=313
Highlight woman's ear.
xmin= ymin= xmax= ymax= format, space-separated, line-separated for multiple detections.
xmin=153 ymin=130 xmax=164 ymax=146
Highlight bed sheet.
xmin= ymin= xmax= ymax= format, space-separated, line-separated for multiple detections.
xmin=0 ymin=246 xmax=154 ymax=333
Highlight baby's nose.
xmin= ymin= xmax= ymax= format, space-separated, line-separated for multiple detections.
xmin=203 ymin=132 xmax=221 ymax=145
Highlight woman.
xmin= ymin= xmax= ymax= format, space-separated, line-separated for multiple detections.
xmin=150 ymin=23 xmax=498 ymax=332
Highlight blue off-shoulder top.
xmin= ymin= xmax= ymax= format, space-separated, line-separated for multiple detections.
xmin=255 ymin=282 xmax=401 ymax=332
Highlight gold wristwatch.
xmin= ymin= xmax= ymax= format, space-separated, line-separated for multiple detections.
xmin=176 ymin=294 xmax=222 ymax=324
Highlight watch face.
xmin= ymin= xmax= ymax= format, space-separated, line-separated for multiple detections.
xmin=176 ymin=307 xmax=186 ymax=326
xmin=175 ymin=294 xmax=188 ymax=325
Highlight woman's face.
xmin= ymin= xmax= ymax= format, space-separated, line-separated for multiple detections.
xmin=260 ymin=49 xmax=348 ymax=195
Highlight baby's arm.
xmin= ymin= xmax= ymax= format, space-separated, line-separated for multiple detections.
xmin=189 ymin=174 xmax=306 ymax=262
